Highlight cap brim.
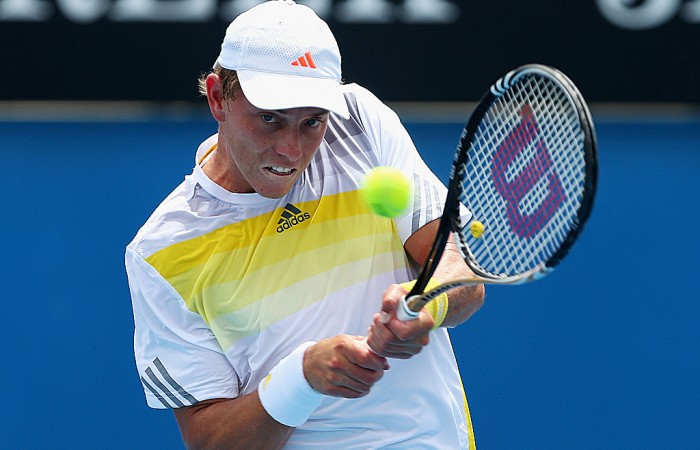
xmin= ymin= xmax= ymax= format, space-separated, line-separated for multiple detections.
xmin=237 ymin=70 xmax=350 ymax=120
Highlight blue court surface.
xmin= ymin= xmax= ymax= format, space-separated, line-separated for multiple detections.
xmin=1 ymin=111 xmax=698 ymax=449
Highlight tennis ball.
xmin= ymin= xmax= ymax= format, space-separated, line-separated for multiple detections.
xmin=469 ymin=220 xmax=485 ymax=238
xmin=361 ymin=167 xmax=411 ymax=218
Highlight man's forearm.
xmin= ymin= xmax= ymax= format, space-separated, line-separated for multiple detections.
xmin=174 ymin=393 xmax=293 ymax=450
xmin=434 ymin=241 xmax=485 ymax=328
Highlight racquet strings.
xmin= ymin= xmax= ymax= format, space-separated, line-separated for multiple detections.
xmin=459 ymin=74 xmax=588 ymax=279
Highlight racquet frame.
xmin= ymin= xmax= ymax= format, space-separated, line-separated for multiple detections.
xmin=398 ymin=64 xmax=598 ymax=320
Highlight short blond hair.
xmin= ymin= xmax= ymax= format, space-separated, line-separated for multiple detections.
xmin=198 ymin=67 xmax=241 ymax=100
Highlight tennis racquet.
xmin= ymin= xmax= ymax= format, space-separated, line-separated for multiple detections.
xmin=397 ymin=63 xmax=598 ymax=321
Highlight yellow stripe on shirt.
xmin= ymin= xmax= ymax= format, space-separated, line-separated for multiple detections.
xmin=148 ymin=190 xmax=372 ymax=281
xmin=146 ymin=189 xmax=408 ymax=346
xmin=210 ymin=248 xmax=407 ymax=349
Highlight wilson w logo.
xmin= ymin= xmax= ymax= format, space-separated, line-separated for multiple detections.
xmin=491 ymin=105 xmax=565 ymax=238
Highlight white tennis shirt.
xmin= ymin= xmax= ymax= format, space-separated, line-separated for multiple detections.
xmin=125 ymin=83 xmax=475 ymax=449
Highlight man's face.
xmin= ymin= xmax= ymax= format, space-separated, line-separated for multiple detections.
xmin=216 ymin=90 xmax=330 ymax=198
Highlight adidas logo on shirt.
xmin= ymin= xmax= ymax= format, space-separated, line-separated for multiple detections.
xmin=276 ymin=203 xmax=311 ymax=233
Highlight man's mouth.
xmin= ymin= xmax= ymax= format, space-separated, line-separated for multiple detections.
xmin=268 ymin=165 xmax=294 ymax=175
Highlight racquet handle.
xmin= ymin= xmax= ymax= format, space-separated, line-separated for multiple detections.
xmin=396 ymin=295 xmax=424 ymax=321
xmin=397 ymin=280 xmax=457 ymax=322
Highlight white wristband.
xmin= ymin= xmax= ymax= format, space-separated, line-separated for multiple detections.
xmin=258 ymin=341 xmax=325 ymax=427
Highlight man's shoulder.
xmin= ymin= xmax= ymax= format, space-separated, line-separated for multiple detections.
xmin=126 ymin=180 xmax=196 ymax=258
xmin=336 ymin=83 xmax=399 ymax=128
xmin=340 ymin=82 xmax=372 ymax=96
xmin=340 ymin=83 xmax=381 ymax=109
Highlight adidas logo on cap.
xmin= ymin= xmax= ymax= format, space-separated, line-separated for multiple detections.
xmin=291 ymin=52 xmax=317 ymax=68
xmin=276 ymin=203 xmax=311 ymax=233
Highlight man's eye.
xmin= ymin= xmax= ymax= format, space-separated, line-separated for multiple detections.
xmin=261 ymin=114 xmax=275 ymax=123
xmin=306 ymin=118 xmax=321 ymax=127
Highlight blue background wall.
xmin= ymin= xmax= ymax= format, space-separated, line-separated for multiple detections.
xmin=1 ymin=114 xmax=698 ymax=449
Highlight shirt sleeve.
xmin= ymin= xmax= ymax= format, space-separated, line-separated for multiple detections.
xmin=125 ymin=246 xmax=238 ymax=409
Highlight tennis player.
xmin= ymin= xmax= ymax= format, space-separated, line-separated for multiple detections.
xmin=125 ymin=1 xmax=484 ymax=448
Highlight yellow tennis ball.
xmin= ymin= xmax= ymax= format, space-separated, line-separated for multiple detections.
xmin=469 ymin=220 xmax=485 ymax=238
xmin=361 ymin=167 xmax=411 ymax=218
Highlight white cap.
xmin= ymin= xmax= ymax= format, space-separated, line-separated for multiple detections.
xmin=215 ymin=0 xmax=349 ymax=119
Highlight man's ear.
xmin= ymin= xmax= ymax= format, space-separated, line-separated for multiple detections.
xmin=206 ymin=74 xmax=227 ymax=123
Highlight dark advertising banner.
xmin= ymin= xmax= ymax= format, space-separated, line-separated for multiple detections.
xmin=1 ymin=0 xmax=699 ymax=102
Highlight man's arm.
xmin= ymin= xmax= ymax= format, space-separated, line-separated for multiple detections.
xmin=173 ymin=335 xmax=388 ymax=450
xmin=174 ymin=394 xmax=292 ymax=450
xmin=404 ymin=219 xmax=485 ymax=328
xmin=367 ymin=219 xmax=485 ymax=357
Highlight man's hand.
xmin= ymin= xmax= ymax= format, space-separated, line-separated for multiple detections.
xmin=366 ymin=284 xmax=434 ymax=359
xmin=303 ymin=335 xmax=390 ymax=398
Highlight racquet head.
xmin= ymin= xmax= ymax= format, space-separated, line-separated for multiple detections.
xmin=407 ymin=64 xmax=597 ymax=303
xmin=453 ymin=64 xmax=598 ymax=282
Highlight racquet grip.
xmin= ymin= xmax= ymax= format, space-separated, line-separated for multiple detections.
xmin=396 ymin=295 xmax=422 ymax=321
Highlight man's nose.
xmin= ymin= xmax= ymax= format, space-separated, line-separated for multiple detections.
xmin=274 ymin=127 xmax=303 ymax=161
